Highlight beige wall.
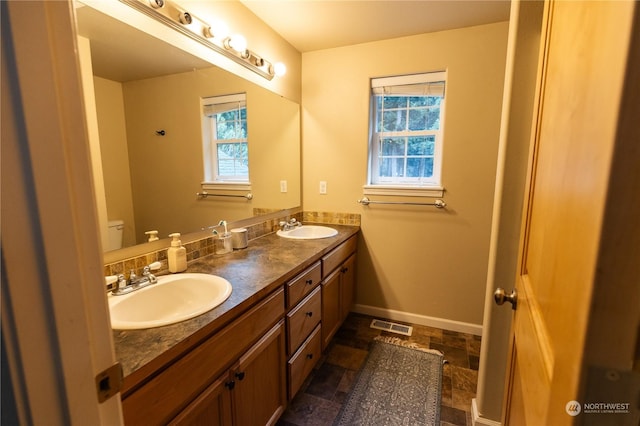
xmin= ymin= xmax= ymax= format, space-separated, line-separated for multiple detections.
xmin=121 ymin=66 xmax=300 ymax=243
xmin=93 ymin=77 xmax=137 ymax=248
xmin=302 ymin=22 xmax=509 ymax=328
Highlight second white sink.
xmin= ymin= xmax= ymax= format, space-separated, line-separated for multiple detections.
xmin=108 ymin=273 xmax=232 ymax=330
xmin=277 ymin=225 xmax=338 ymax=240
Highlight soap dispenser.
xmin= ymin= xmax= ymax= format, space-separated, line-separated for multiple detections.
xmin=167 ymin=233 xmax=187 ymax=273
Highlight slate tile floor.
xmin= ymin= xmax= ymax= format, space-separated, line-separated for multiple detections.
xmin=277 ymin=313 xmax=482 ymax=426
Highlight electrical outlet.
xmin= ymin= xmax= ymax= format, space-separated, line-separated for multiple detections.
xmin=280 ymin=180 xmax=287 ymax=193
xmin=319 ymin=181 xmax=327 ymax=194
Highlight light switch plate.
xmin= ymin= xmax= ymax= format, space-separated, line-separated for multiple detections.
xmin=319 ymin=181 xmax=327 ymax=194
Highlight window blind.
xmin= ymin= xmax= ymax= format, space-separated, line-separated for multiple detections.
xmin=202 ymin=93 xmax=246 ymax=116
xmin=371 ymin=71 xmax=446 ymax=97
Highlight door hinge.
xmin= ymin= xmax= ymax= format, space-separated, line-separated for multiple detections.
xmin=95 ymin=363 xmax=123 ymax=403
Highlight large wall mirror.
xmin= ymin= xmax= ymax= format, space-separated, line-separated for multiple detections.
xmin=75 ymin=4 xmax=301 ymax=251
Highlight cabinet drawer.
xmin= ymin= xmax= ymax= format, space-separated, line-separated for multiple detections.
xmin=288 ymin=324 xmax=321 ymax=400
xmin=286 ymin=286 xmax=321 ymax=355
xmin=322 ymin=235 xmax=357 ymax=277
xmin=286 ymin=261 xmax=321 ymax=309
xmin=123 ymin=288 xmax=285 ymax=425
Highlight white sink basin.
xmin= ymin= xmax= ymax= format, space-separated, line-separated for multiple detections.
xmin=108 ymin=273 xmax=232 ymax=330
xmin=276 ymin=225 xmax=338 ymax=240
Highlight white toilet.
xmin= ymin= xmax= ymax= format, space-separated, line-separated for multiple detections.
xmin=107 ymin=219 xmax=124 ymax=251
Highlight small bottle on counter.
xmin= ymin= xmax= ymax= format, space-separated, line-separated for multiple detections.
xmin=167 ymin=233 xmax=187 ymax=273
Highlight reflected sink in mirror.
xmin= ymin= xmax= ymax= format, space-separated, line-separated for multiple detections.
xmin=276 ymin=225 xmax=338 ymax=240
xmin=108 ymin=273 xmax=232 ymax=330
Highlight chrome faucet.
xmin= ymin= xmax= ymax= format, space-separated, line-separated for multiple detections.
xmin=110 ymin=261 xmax=161 ymax=295
xmin=279 ymin=218 xmax=302 ymax=231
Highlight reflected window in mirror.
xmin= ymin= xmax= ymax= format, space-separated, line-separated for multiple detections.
xmin=201 ymin=93 xmax=249 ymax=183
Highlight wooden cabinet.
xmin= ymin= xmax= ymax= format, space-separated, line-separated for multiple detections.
xmin=286 ymin=261 xmax=321 ymax=309
xmin=287 ymin=324 xmax=322 ymax=398
xmin=286 ymin=286 xmax=321 ymax=355
xmin=120 ymin=232 xmax=358 ymax=424
xmin=321 ymin=236 xmax=357 ymax=350
xmin=340 ymin=254 xmax=356 ymax=321
xmin=284 ymin=262 xmax=322 ymax=400
xmin=123 ymin=288 xmax=285 ymax=425
xmin=170 ymin=321 xmax=286 ymax=426
xmin=229 ymin=320 xmax=287 ymax=425
xmin=321 ymin=268 xmax=342 ymax=350
xmin=168 ymin=376 xmax=232 ymax=426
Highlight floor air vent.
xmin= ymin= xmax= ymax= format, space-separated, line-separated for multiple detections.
xmin=370 ymin=319 xmax=413 ymax=336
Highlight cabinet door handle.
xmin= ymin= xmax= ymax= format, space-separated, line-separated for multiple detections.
xmin=235 ymin=371 xmax=245 ymax=381
xmin=306 ymin=311 xmax=313 ymax=317
xmin=341 ymin=267 xmax=349 ymax=273
xmin=306 ymin=353 xmax=314 ymax=360
xmin=306 ymin=279 xmax=313 ymax=285
xmin=225 ymin=380 xmax=235 ymax=390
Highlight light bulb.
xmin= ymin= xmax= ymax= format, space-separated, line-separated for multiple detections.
xmin=204 ymin=19 xmax=229 ymax=40
xmin=273 ymin=62 xmax=287 ymax=77
xmin=227 ymin=34 xmax=247 ymax=54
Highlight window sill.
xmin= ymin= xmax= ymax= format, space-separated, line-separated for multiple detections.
xmin=201 ymin=181 xmax=252 ymax=191
xmin=362 ymin=185 xmax=444 ymax=198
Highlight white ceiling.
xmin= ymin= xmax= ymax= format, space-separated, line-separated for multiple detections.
xmin=240 ymin=0 xmax=511 ymax=52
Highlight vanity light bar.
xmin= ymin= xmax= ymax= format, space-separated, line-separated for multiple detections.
xmin=119 ymin=0 xmax=284 ymax=80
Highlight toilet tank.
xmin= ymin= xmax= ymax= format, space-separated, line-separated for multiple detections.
xmin=107 ymin=220 xmax=124 ymax=251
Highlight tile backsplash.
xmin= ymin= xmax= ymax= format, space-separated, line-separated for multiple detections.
xmin=103 ymin=211 xmax=360 ymax=284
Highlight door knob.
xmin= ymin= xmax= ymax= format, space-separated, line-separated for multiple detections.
xmin=494 ymin=288 xmax=517 ymax=310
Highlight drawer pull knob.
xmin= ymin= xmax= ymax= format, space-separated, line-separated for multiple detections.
xmin=306 ymin=279 xmax=313 ymax=285
xmin=341 ymin=267 xmax=349 ymax=273
xmin=225 ymin=380 xmax=235 ymax=390
xmin=306 ymin=312 xmax=313 ymax=317
xmin=235 ymin=371 xmax=245 ymax=381
xmin=306 ymin=354 xmax=314 ymax=360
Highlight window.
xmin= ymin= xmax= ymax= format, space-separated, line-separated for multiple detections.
xmin=367 ymin=71 xmax=446 ymax=193
xmin=201 ymin=93 xmax=249 ymax=184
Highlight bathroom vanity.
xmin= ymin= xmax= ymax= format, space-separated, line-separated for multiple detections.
xmin=113 ymin=225 xmax=358 ymax=425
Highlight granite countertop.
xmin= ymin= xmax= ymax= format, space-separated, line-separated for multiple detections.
xmin=113 ymin=224 xmax=359 ymax=388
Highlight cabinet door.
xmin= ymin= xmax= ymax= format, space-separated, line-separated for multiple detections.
xmin=340 ymin=254 xmax=356 ymax=322
xmin=232 ymin=320 xmax=286 ymax=426
xmin=169 ymin=375 xmax=233 ymax=426
xmin=321 ymin=269 xmax=341 ymax=350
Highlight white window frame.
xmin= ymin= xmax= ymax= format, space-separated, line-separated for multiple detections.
xmin=365 ymin=71 xmax=447 ymax=197
xmin=201 ymin=93 xmax=251 ymax=190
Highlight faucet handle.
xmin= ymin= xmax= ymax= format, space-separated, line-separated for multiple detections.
xmin=142 ymin=261 xmax=161 ymax=284
xmin=105 ymin=275 xmax=118 ymax=292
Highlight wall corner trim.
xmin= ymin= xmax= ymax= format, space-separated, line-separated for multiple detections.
xmin=352 ymin=304 xmax=482 ymax=336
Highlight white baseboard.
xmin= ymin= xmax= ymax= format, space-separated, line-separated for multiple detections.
xmin=471 ymin=398 xmax=502 ymax=426
xmin=352 ymin=304 xmax=483 ymax=336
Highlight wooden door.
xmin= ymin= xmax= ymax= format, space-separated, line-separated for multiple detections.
xmin=503 ymin=1 xmax=637 ymax=424
xmin=321 ymin=269 xmax=342 ymax=350
xmin=340 ymin=254 xmax=356 ymax=321
xmin=232 ymin=320 xmax=286 ymax=426
xmin=169 ymin=376 xmax=233 ymax=426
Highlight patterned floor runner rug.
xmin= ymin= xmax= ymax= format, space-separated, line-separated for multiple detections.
xmin=333 ymin=336 xmax=443 ymax=426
